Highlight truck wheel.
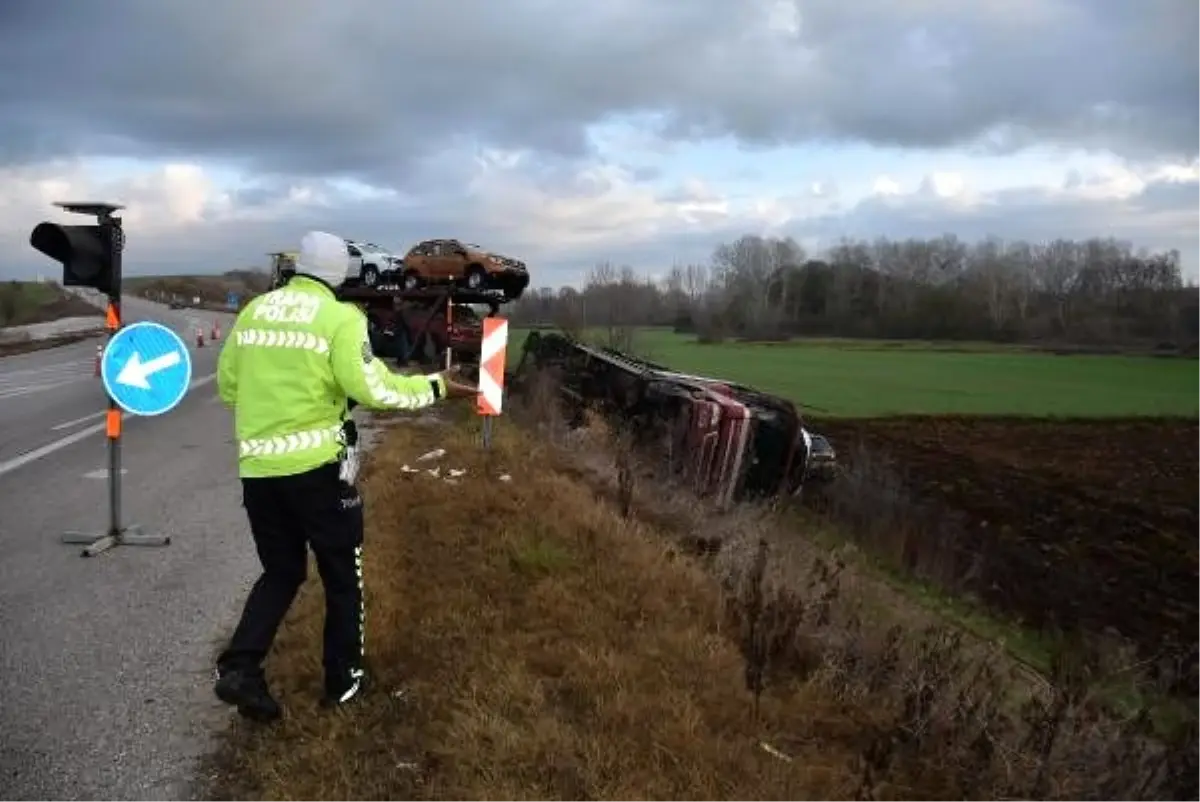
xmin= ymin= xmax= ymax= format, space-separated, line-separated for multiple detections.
xmin=362 ymin=265 xmax=380 ymax=287
xmin=465 ymin=265 xmax=487 ymax=290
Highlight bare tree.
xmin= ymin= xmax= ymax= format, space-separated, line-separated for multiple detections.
xmin=508 ymin=233 xmax=1196 ymax=351
xmin=1037 ymin=239 xmax=1082 ymax=334
xmin=969 ymin=237 xmax=1018 ymax=332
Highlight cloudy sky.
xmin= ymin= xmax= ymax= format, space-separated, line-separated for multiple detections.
xmin=1 ymin=0 xmax=1196 ymax=286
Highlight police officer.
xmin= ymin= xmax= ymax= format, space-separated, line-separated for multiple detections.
xmin=213 ymin=230 xmax=475 ymax=722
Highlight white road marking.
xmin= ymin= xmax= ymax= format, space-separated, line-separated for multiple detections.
xmin=0 ymin=379 xmax=85 ymax=401
xmin=51 ymin=411 xmax=107 ymax=431
xmin=0 ymin=358 xmax=92 ymax=381
xmin=0 ymin=423 xmax=107 ymax=479
xmin=0 ymin=371 xmax=219 ymax=479
xmin=0 ymin=359 xmax=94 ymax=402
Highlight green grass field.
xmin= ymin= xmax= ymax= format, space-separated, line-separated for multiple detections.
xmin=510 ymin=327 xmax=1198 ymax=418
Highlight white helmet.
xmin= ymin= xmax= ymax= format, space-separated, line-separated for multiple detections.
xmin=293 ymin=230 xmax=350 ymax=288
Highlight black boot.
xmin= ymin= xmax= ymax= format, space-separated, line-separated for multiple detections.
xmin=214 ymin=667 xmax=282 ymax=722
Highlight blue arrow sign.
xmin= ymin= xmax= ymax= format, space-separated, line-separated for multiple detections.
xmin=226 ymin=291 xmax=240 ymax=310
xmin=101 ymin=321 xmax=193 ymax=416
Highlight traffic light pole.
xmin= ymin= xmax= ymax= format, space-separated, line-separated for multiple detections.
xmin=56 ymin=207 xmax=170 ymax=557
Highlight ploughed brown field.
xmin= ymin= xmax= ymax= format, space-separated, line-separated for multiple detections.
xmin=814 ymin=416 xmax=1199 ymax=680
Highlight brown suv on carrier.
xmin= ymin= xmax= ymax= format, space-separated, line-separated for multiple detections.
xmin=397 ymin=238 xmax=530 ymax=300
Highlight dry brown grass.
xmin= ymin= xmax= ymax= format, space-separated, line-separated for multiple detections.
xmin=125 ymin=273 xmax=269 ymax=308
xmin=210 ymin=412 xmax=867 ymax=799
xmin=207 ymin=389 xmax=1197 ymax=801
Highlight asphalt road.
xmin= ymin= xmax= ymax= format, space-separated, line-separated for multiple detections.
xmin=0 ymin=298 xmax=255 ymax=800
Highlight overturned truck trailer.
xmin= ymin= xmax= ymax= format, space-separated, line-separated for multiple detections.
xmin=510 ymin=331 xmax=836 ymax=507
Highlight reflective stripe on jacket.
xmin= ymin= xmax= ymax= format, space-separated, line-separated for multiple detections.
xmin=217 ymin=275 xmax=446 ymax=478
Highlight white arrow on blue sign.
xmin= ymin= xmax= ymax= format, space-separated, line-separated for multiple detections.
xmin=101 ymin=321 xmax=193 ymax=416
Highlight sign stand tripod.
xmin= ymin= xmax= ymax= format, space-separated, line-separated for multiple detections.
xmin=53 ymin=203 xmax=172 ymax=558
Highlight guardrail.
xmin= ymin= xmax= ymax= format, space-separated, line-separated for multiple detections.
xmin=0 ymin=316 xmax=106 ymax=346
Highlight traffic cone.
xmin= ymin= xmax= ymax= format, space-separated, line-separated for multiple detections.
xmin=196 ymin=327 xmax=205 ymax=348
xmin=211 ymin=320 xmax=221 ymax=341
xmin=94 ymin=344 xmax=102 ymax=378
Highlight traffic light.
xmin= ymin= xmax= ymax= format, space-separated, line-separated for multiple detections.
xmin=29 ymin=202 xmax=125 ymax=298
xmin=29 ymin=224 xmax=113 ymax=294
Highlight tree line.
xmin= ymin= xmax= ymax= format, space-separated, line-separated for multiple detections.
xmin=510 ymin=234 xmax=1199 ymax=350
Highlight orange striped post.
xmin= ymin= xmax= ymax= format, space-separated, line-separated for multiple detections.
xmin=105 ymin=408 xmax=122 ymax=440
xmin=100 ymin=301 xmax=119 ymax=377
xmin=476 ymin=317 xmax=508 ymax=448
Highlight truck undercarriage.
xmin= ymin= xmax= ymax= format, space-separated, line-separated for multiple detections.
xmin=337 ymin=284 xmax=506 ymax=370
xmin=337 ymin=280 xmax=836 ymax=507
xmin=508 ymin=331 xmax=837 ymax=507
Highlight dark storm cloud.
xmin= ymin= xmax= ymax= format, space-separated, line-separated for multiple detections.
xmin=798 ymin=177 xmax=1200 ymax=265
xmin=1134 ymin=178 xmax=1200 ymax=217
xmin=5 ymin=174 xmax=1193 ymax=287
xmin=0 ymin=0 xmax=1194 ymax=183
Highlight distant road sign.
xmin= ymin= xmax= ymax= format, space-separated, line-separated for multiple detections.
xmin=101 ymin=321 xmax=193 ymax=416
xmin=226 ymin=291 xmax=240 ymax=310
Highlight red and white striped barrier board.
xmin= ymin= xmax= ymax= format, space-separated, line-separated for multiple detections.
xmin=476 ymin=317 xmax=508 ymax=416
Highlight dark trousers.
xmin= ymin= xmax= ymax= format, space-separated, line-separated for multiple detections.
xmin=218 ymin=461 xmax=365 ymax=694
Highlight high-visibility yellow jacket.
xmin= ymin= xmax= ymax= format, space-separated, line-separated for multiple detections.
xmin=217 ymin=275 xmax=446 ymax=478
